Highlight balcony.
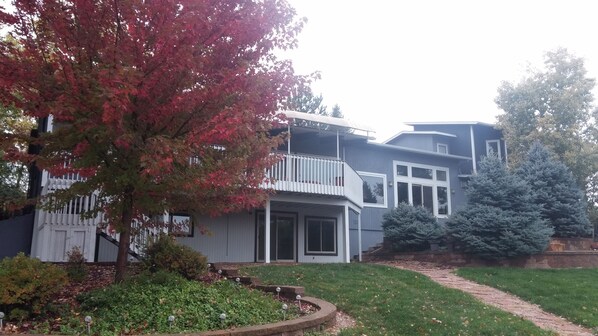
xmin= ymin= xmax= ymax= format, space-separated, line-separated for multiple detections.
xmin=262 ymin=153 xmax=363 ymax=207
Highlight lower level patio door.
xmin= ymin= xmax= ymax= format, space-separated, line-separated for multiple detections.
xmin=256 ymin=213 xmax=296 ymax=262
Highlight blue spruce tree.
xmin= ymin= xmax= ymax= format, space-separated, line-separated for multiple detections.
xmin=447 ymin=155 xmax=553 ymax=259
xmin=516 ymin=142 xmax=591 ymax=237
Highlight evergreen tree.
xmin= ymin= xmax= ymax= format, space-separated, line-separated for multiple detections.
xmin=382 ymin=203 xmax=444 ymax=252
xmin=447 ymin=155 xmax=552 ymax=259
xmin=516 ymin=142 xmax=591 ymax=237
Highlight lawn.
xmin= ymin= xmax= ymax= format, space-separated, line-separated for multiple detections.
xmin=243 ymin=263 xmax=554 ymax=336
xmin=456 ymin=267 xmax=598 ymax=331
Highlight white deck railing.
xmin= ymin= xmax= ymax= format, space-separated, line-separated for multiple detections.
xmin=263 ymin=153 xmax=363 ymax=207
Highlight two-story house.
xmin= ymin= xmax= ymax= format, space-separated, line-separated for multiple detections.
xmin=2 ymin=113 xmax=507 ymax=263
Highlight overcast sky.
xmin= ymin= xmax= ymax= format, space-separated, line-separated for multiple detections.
xmin=282 ymin=0 xmax=598 ymax=142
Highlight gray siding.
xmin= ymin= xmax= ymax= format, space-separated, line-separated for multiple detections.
xmin=178 ymin=212 xmax=256 ymax=263
xmin=96 ymin=235 xmax=118 ymax=262
xmin=0 ymin=213 xmax=34 ymax=258
xmin=345 ymin=143 xmax=467 ymax=251
xmin=392 ymin=135 xmax=434 ymax=151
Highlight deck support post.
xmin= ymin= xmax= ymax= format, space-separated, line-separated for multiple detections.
xmin=265 ymin=199 xmax=271 ymax=263
xmin=344 ymin=205 xmax=350 ymax=263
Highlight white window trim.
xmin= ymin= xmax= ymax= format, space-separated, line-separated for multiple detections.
xmin=393 ymin=161 xmax=451 ymax=218
xmin=437 ymin=143 xmax=448 ymax=154
xmin=305 ymin=217 xmax=337 ymax=255
xmin=486 ymin=139 xmax=502 ymax=159
xmin=357 ymin=171 xmax=388 ymax=208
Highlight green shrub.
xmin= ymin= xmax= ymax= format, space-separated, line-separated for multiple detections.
xmin=0 ymin=253 xmax=68 ymax=319
xmin=382 ymin=203 xmax=445 ymax=251
xmin=143 ymin=234 xmax=207 ymax=280
xmin=66 ymin=246 xmax=87 ymax=282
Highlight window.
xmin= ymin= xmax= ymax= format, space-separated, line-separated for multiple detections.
xmin=393 ymin=161 xmax=451 ymax=217
xmin=357 ymin=172 xmax=388 ymax=208
xmin=437 ymin=143 xmax=448 ymax=154
xmin=169 ymin=213 xmax=194 ymax=237
xmin=305 ymin=217 xmax=337 ymax=255
xmin=486 ymin=140 xmax=501 ymax=159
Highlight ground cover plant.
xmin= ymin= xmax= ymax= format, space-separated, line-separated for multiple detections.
xmin=69 ymin=271 xmax=298 ymax=335
xmin=456 ymin=267 xmax=598 ymax=332
xmin=244 ymin=263 xmax=554 ymax=336
xmin=0 ymin=257 xmax=298 ymax=334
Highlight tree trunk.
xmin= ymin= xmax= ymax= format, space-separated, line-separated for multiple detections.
xmin=115 ymin=191 xmax=134 ymax=282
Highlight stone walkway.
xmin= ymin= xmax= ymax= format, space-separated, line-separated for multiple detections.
xmin=377 ymin=261 xmax=594 ymax=336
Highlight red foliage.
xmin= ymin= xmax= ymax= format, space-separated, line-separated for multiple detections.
xmin=0 ymin=0 xmax=304 ymax=280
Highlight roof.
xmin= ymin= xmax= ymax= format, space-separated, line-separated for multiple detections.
xmin=279 ymin=110 xmax=376 ymax=133
xmin=367 ymin=142 xmax=472 ymax=160
xmin=383 ymin=130 xmax=457 ymax=144
xmin=405 ymin=121 xmax=496 ymax=127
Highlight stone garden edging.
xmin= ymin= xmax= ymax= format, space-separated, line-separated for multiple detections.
xmin=175 ymin=296 xmax=337 ymax=336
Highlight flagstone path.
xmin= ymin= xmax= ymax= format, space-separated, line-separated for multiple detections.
xmin=377 ymin=261 xmax=594 ymax=336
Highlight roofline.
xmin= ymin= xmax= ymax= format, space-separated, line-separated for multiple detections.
xmin=279 ymin=110 xmax=376 ymax=133
xmin=405 ymin=121 xmax=496 ymax=127
xmin=366 ymin=142 xmax=472 ymax=160
xmin=383 ymin=130 xmax=457 ymax=144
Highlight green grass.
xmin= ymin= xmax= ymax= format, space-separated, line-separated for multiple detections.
xmin=457 ymin=267 xmax=598 ymax=331
xmin=243 ymin=263 xmax=555 ymax=336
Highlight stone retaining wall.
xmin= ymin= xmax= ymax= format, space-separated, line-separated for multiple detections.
xmin=365 ymin=250 xmax=598 ymax=268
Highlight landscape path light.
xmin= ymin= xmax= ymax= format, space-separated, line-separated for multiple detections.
xmin=296 ymin=294 xmax=302 ymax=310
xmin=0 ymin=311 xmax=4 ymax=331
xmin=84 ymin=315 xmax=92 ymax=335
xmin=281 ymin=303 xmax=288 ymax=320
xmin=276 ymin=286 xmax=281 ymax=299
xmin=235 ymin=277 xmax=241 ymax=285
xmin=168 ymin=315 xmax=175 ymax=328
xmin=219 ymin=313 xmax=227 ymax=328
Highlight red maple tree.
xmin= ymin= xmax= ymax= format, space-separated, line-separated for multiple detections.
xmin=0 ymin=0 xmax=303 ymax=281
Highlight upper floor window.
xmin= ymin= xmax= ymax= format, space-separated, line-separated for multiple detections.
xmin=437 ymin=143 xmax=448 ymax=154
xmin=486 ymin=140 xmax=501 ymax=159
xmin=393 ymin=161 xmax=450 ymax=217
xmin=357 ymin=171 xmax=388 ymax=208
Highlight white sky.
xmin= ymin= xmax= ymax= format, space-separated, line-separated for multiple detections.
xmin=282 ymin=0 xmax=598 ymax=142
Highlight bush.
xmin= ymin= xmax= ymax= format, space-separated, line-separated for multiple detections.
xmin=516 ymin=142 xmax=592 ymax=237
xmin=382 ymin=203 xmax=445 ymax=252
xmin=447 ymin=155 xmax=552 ymax=260
xmin=0 ymin=253 xmax=68 ymax=320
xmin=66 ymin=246 xmax=87 ymax=282
xmin=143 ymin=234 xmax=207 ymax=280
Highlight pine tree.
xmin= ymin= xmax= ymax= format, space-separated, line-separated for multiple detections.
xmin=382 ymin=203 xmax=444 ymax=252
xmin=447 ymin=155 xmax=553 ymax=259
xmin=516 ymin=142 xmax=591 ymax=237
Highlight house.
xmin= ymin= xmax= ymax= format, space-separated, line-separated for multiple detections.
xmin=5 ymin=113 xmax=506 ymax=263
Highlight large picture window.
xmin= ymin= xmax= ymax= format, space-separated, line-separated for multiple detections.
xmin=393 ymin=161 xmax=451 ymax=217
xmin=357 ymin=172 xmax=387 ymax=208
xmin=305 ymin=217 xmax=337 ymax=255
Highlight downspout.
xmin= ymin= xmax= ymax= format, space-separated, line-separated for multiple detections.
xmin=469 ymin=125 xmax=477 ymax=174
